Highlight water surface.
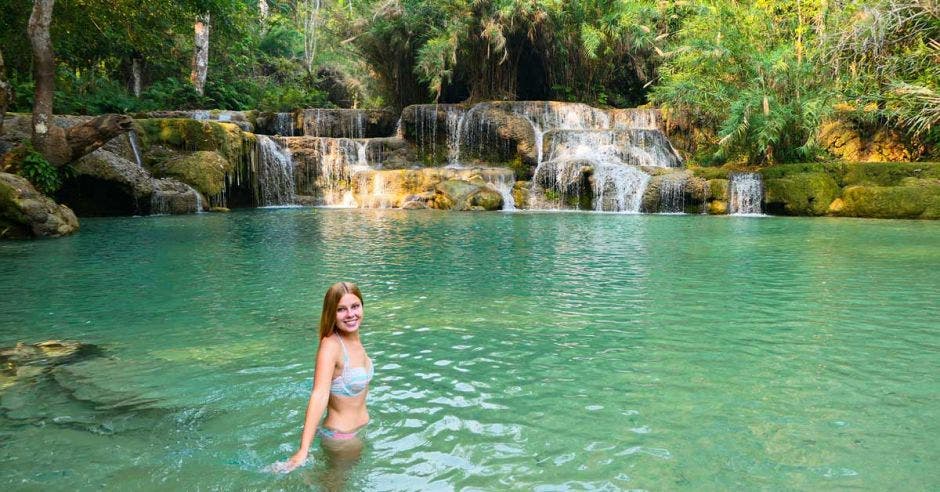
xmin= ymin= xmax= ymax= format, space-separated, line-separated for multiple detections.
xmin=1 ymin=209 xmax=938 ymax=490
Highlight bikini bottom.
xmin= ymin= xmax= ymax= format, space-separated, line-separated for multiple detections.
xmin=318 ymin=424 xmax=365 ymax=441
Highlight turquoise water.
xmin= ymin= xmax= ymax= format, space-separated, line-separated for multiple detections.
xmin=1 ymin=209 xmax=938 ymax=490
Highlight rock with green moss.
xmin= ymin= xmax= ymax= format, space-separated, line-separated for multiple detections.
xmin=763 ymin=172 xmax=840 ymax=216
xmin=842 ymin=162 xmax=940 ymax=187
xmin=432 ymin=179 xmax=503 ymax=211
xmin=136 ymin=118 xmax=252 ymax=167
xmin=837 ymin=181 xmax=940 ymax=219
xmin=707 ymin=179 xmax=729 ymax=201
xmin=151 ymin=151 xmax=231 ymax=197
xmin=1 ymin=172 xmax=79 ymax=239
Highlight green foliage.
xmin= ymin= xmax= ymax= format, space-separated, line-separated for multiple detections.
xmin=18 ymin=145 xmax=62 ymax=194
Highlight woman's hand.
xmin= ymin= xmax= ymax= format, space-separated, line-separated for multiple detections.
xmin=272 ymin=450 xmax=308 ymax=473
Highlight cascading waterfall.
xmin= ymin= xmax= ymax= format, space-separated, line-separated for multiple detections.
xmin=510 ymin=102 xmax=680 ymax=212
xmin=592 ymin=164 xmax=651 ymax=212
xmin=255 ymin=135 xmax=296 ymax=206
xmin=482 ymin=173 xmax=516 ymax=211
xmin=728 ymin=173 xmax=764 ymax=215
xmin=274 ymin=112 xmax=294 ymax=136
xmin=658 ymin=174 xmax=687 ymax=214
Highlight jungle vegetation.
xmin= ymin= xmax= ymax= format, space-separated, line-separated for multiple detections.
xmin=0 ymin=0 xmax=937 ymax=164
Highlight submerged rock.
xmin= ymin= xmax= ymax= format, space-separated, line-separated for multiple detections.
xmin=0 ymin=172 xmax=79 ymax=238
xmin=0 ymin=340 xmax=99 ymax=375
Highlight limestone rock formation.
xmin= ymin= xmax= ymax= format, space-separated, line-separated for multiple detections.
xmin=819 ymin=119 xmax=921 ymax=162
xmin=0 ymin=172 xmax=78 ymax=238
xmin=762 ymin=172 xmax=840 ymax=216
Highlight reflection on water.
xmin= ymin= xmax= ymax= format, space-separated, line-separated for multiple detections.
xmin=1 ymin=210 xmax=938 ymax=489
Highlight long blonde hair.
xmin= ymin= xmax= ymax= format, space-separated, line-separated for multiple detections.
xmin=319 ymin=282 xmax=364 ymax=339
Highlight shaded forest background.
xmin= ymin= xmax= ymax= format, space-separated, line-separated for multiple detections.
xmin=1 ymin=0 xmax=937 ymax=164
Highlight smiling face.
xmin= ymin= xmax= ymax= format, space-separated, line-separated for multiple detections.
xmin=334 ymin=292 xmax=363 ymax=333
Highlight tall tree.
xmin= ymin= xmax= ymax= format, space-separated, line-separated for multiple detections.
xmin=26 ymin=0 xmax=132 ymax=166
xmin=0 ymin=48 xmax=10 ymax=133
xmin=27 ymin=0 xmax=68 ymax=163
xmin=191 ymin=14 xmax=211 ymax=95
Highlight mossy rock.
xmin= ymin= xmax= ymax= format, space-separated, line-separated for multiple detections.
xmin=842 ymin=162 xmax=940 ymax=187
xmin=431 ymin=179 xmax=503 ymax=211
xmin=763 ymin=172 xmax=840 ymax=216
xmin=708 ymin=200 xmax=728 ymax=215
xmin=690 ymin=166 xmax=731 ymax=180
xmin=467 ymin=188 xmax=503 ymax=211
xmin=707 ymin=179 xmax=729 ymax=201
xmin=838 ymin=182 xmax=940 ymax=219
xmin=1 ymin=172 xmax=79 ymax=239
xmin=136 ymin=118 xmax=252 ymax=164
xmin=152 ymin=151 xmax=232 ymax=197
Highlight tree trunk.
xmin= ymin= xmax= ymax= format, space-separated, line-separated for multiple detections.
xmin=131 ymin=57 xmax=142 ymax=97
xmin=28 ymin=0 xmax=69 ymax=165
xmin=65 ymin=114 xmax=135 ymax=162
xmin=259 ymin=0 xmax=269 ymax=23
xmin=0 ymin=48 xmax=11 ymax=134
xmin=191 ymin=15 xmax=210 ymax=95
xmin=27 ymin=0 xmax=133 ymax=167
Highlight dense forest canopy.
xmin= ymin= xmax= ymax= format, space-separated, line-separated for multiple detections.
xmin=0 ymin=0 xmax=937 ymax=164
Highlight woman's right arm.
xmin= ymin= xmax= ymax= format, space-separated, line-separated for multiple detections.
xmin=283 ymin=339 xmax=336 ymax=471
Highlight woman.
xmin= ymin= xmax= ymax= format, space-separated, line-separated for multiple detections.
xmin=278 ymin=281 xmax=374 ymax=473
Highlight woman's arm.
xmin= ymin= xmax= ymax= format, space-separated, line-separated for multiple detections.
xmin=282 ymin=339 xmax=337 ymax=471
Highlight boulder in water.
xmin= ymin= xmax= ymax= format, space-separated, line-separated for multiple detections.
xmin=432 ymin=179 xmax=503 ymax=211
xmin=836 ymin=181 xmax=940 ymax=219
xmin=57 ymin=148 xmax=154 ymax=216
xmin=0 ymin=172 xmax=79 ymax=238
xmin=151 ymin=150 xmax=231 ymax=198
xmin=763 ymin=172 xmax=840 ymax=216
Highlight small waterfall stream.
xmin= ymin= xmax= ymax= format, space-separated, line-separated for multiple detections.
xmin=127 ymin=131 xmax=143 ymax=168
xmin=256 ymin=135 xmax=296 ymax=206
xmin=658 ymin=174 xmax=687 ymax=214
xmin=728 ymin=173 xmax=764 ymax=215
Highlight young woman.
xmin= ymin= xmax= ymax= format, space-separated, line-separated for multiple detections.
xmin=278 ymin=281 xmax=374 ymax=473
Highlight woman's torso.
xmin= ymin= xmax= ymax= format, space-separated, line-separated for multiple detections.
xmin=323 ymin=335 xmax=372 ymax=431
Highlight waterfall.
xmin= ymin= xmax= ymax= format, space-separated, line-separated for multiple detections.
xmin=658 ymin=174 xmax=687 ymax=214
xmin=446 ymin=107 xmax=466 ymax=167
xmin=256 ymin=135 xmax=296 ymax=206
xmin=192 ymin=110 xmax=210 ymax=121
xmin=728 ymin=173 xmax=763 ymax=215
xmin=482 ymin=173 xmax=516 ymax=211
xmin=274 ymin=112 xmax=294 ymax=136
xmin=127 ymin=130 xmax=143 ymax=168
xmin=357 ymin=172 xmax=393 ymax=209
xmin=592 ymin=164 xmax=650 ymax=212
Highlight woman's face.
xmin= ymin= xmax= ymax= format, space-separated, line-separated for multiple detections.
xmin=334 ymin=293 xmax=363 ymax=333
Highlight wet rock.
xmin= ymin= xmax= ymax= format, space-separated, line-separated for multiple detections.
xmin=151 ymin=179 xmax=203 ymax=214
xmin=836 ymin=181 xmax=940 ymax=219
xmin=0 ymin=340 xmax=99 ymax=375
xmin=57 ymin=149 xmax=153 ymax=216
xmin=151 ymin=150 xmax=231 ymax=198
xmin=298 ymin=109 xmax=397 ymax=138
xmin=762 ymin=172 xmax=840 ymax=216
xmin=0 ymin=172 xmax=79 ymax=238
